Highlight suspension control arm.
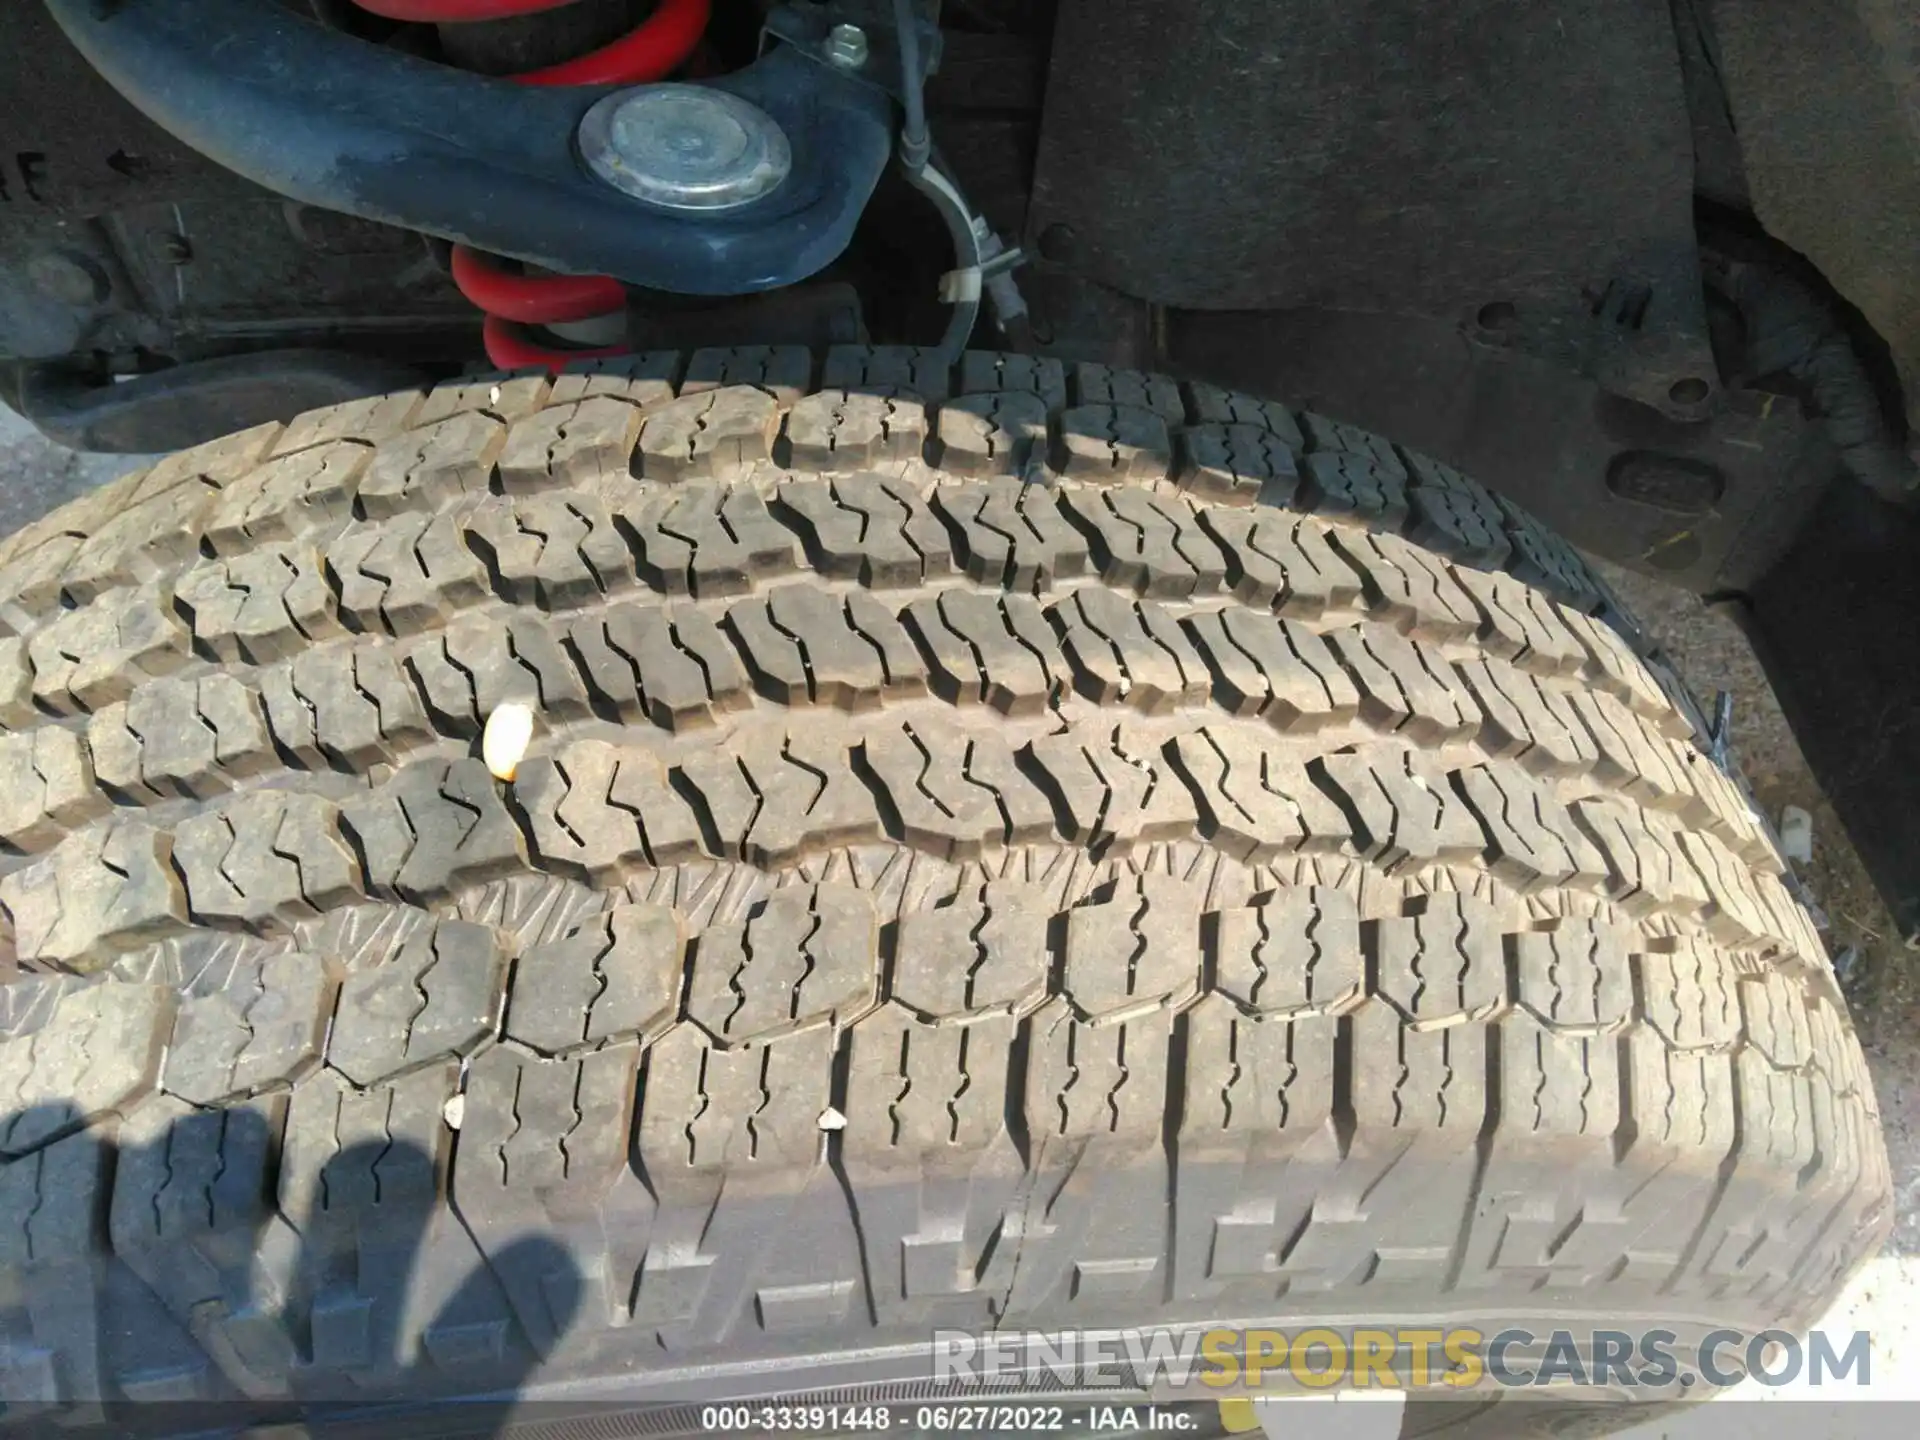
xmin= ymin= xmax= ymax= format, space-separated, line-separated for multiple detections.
xmin=43 ymin=0 xmax=893 ymax=295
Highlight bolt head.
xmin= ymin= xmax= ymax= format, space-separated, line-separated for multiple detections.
xmin=824 ymin=22 xmax=869 ymax=70
xmin=578 ymin=85 xmax=792 ymax=212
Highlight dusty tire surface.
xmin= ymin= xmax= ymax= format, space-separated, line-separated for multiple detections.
xmin=0 ymin=347 xmax=1889 ymax=1417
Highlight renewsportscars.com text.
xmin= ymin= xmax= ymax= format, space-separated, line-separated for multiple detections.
xmin=932 ymin=1326 xmax=1873 ymax=1391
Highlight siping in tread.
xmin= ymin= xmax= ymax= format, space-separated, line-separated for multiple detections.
xmin=0 ymin=347 xmax=1884 ymax=1416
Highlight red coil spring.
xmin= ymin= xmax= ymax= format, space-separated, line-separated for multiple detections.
xmin=351 ymin=0 xmax=712 ymax=370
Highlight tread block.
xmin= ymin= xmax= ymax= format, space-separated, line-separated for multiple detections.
xmin=1060 ymin=875 xmax=1201 ymax=1022
xmin=1300 ymin=451 xmax=1410 ymax=527
xmin=1337 ymin=529 xmax=1481 ymax=642
xmin=1559 ymin=608 xmax=1679 ymax=731
xmin=1060 ymin=487 xmax=1228 ymax=597
xmin=1026 ymin=721 xmax=1199 ymax=848
xmin=891 ymin=880 xmax=1051 ymax=1021
xmin=327 ymin=920 xmax=510 ymax=1085
xmin=0 ymin=728 xmax=105 ymax=849
xmin=1565 ymin=688 xmax=1695 ymax=812
xmin=684 ymin=345 xmax=812 ymax=401
xmin=1569 ymin=798 xmax=1709 ymax=919
xmin=1350 ymin=1000 xmax=1487 ymax=1132
xmin=675 ymin=731 xmax=881 ymax=866
xmin=1451 ymin=566 xmax=1587 ymax=677
xmin=530 ymin=740 xmax=703 ymax=874
xmin=177 ymin=541 xmax=345 ymax=664
xmin=1636 ymin=939 xmax=1742 ymax=1051
xmin=1496 ymin=497 xmax=1603 ymax=613
xmin=1167 ymin=725 xmax=1353 ymax=860
xmin=1313 ymin=747 xmax=1486 ymax=869
xmin=845 ymin=1005 xmax=1017 ymax=1155
xmin=639 ymin=1024 xmax=833 ymax=1174
xmin=727 ymin=585 xmax=926 ymax=707
xmin=1323 ymin=625 xmax=1477 ymax=744
xmin=1495 ymin=1010 xmax=1622 ymax=1138
xmin=28 ymin=583 xmax=192 ymax=714
xmin=1453 ymin=762 xmax=1608 ymax=891
xmin=1739 ymin=971 xmax=1814 ymax=1070
xmin=784 ymin=391 xmax=929 ymax=473
xmin=1366 ymin=893 xmax=1507 ymax=1026
xmin=821 ymin=344 xmax=950 ymax=402
xmin=1186 ymin=382 xmax=1306 ymax=446
xmin=0 ymin=636 xmax=33 ymax=729
xmin=1459 ymin=657 xmax=1599 ymax=777
xmin=0 ymin=984 xmax=171 ymax=1155
xmin=958 ymin=353 xmax=1067 ymax=409
xmin=280 ymin=1062 xmax=454 ymax=1223
xmin=1626 ymin=1028 xmax=1735 ymax=1153
xmin=685 ymin=884 xmax=877 ymax=1045
xmin=108 ymin=1097 xmax=295 ymax=1403
xmin=1 ymin=1124 xmax=112 ymax=1265
xmin=0 ymin=535 xmax=87 ymax=631
xmin=496 ymin=395 xmax=644 ymax=492
xmin=1301 ymin=413 xmax=1410 ymax=475
xmin=1071 ymin=363 xmax=1184 ymax=420
xmin=86 ymin=673 xmax=274 ymax=803
xmin=1053 ymin=405 xmax=1173 ymax=483
xmin=357 ymin=411 xmax=508 ymax=518
xmin=413 ymin=373 xmax=552 ymax=428
xmin=1051 ymin=589 xmax=1209 ymax=711
xmin=259 ymin=645 xmax=433 ymax=769
xmin=935 ymin=392 xmax=1050 ymax=477
xmin=1212 ymin=887 xmax=1364 ymax=1018
xmin=1183 ymin=607 xmax=1359 ymax=732
xmin=548 ymin=353 xmax=681 ymax=407
xmin=273 ymin=391 xmax=424 ymax=457
xmin=173 ymin=790 xmax=362 ymax=931
xmin=507 ymin=903 xmax=684 ymax=1054
xmin=1177 ymin=423 xmax=1299 ymax=505
xmin=325 ymin=510 xmax=490 ymax=634
xmin=58 ymin=481 xmax=219 ymax=605
xmin=467 ymin=490 xmax=640 ymax=610
xmin=110 ymin=1092 xmax=279 ymax=1259
xmin=163 ymin=951 xmax=341 ymax=1104
xmin=1511 ymin=919 xmax=1633 ymax=1035
xmin=401 ymin=614 xmax=587 ymax=744
xmin=1199 ymin=509 xmax=1363 ymax=617
xmin=934 ymin=478 xmax=1089 ymax=591
xmin=564 ymin=603 xmax=750 ymax=730
xmin=857 ymin=715 xmax=1056 ymax=859
xmin=636 ymin=387 xmax=782 ymax=480
xmin=1676 ymin=829 xmax=1780 ymax=950
xmin=626 ymin=483 xmax=799 ymax=596
xmin=1025 ymin=998 xmax=1172 ymax=1142
xmin=1 ymin=821 xmax=188 ymax=972
xmin=205 ymin=441 xmax=372 ymax=554
xmin=905 ymin=590 xmax=1062 ymax=716
xmin=1678 ymin=748 xmax=1777 ymax=872
xmin=1401 ymin=451 xmax=1513 ymax=568
xmin=1753 ymin=869 xmax=1825 ymax=966
xmin=512 ymin=738 xmax=657 ymax=883
xmin=342 ymin=758 xmax=527 ymax=902
xmin=406 ymin=613 xmax=591 ymax=738
xmin=777 ymin=474 xmax=953 ymax=587
xmin=458 ymin=1043 xmax=639 ymax=1203
xmin=1180 ymin=994 xmax=1336 ymax=1135
xmin=127 ymin=421 xmax=285 ymax=505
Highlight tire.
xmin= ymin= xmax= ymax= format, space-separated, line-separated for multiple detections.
xmin=0 ymin=347 xmax=1889 ymax=1421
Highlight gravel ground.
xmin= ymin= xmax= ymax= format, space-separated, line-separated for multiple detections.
xmin=0 ymin=402 xmax=1911 ymax=1421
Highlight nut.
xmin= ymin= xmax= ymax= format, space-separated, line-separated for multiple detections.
xmin=824 ymin=22 xmax=869 ymax=70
